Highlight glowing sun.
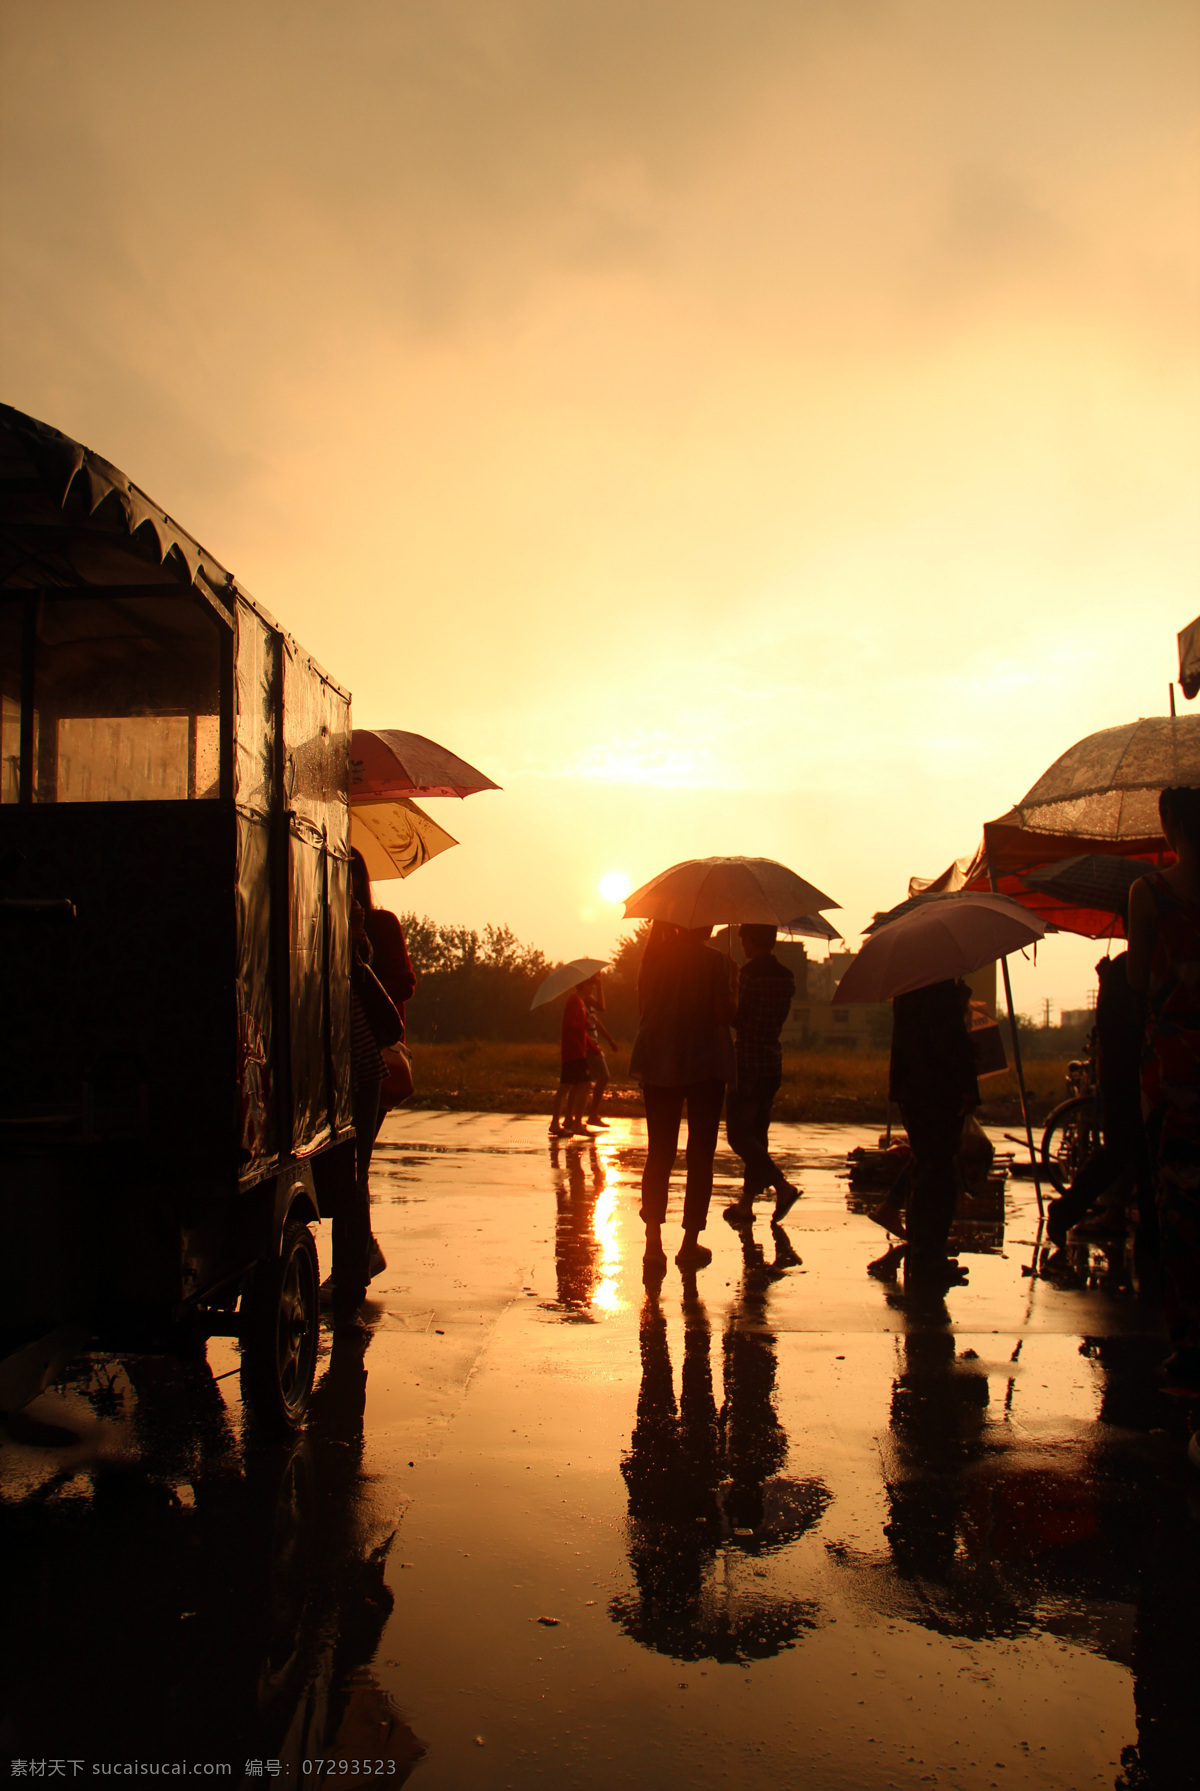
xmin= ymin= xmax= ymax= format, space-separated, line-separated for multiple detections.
xmin=599 ymin=870 xmax=632 ymax=904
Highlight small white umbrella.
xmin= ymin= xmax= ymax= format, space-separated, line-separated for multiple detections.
xmin=623 ymin=857 xmax=838 ymax=929
xmin=531 ymin=958 xmax=609 ymax=1011
xmin=833 ymin=893 xmax=1045 ymax=1004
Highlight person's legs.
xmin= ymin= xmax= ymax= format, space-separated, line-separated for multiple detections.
xmin=334 ymin=1073 xmax=379 ymax=1309
xmin=549 ymin=1077 xmax=570 ymax=1134
xmin=558 ymin=1059 xmax=589 ymax=1131
xmin=640 ymin=1085 xmax=686 ymax=1256
xmin=748 ymin=1076 xmax=783 ymax=1189
xmin=1046 ymin=1141 xmax=1128 ymax=1244
xmin=723 ymin=1083 xmax=754 ymax=1220
xmin=680 ymin=1079 xmax=726 ymax=1250
xmin=585 ymin=1055 xmax=609 ymax=1123
xmin=725 ymin=1075 xmax=786 ymax=1217
xmin=901 ymin=1102 xmax=963 ymax=1279
xmin=566 ymin=1079 xmax=590 ymax=1130
xmin=871 ymin=1158 xmax=911 ymax=1239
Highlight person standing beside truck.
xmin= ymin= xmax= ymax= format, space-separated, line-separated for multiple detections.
xmin=327 ymin=852 xmax=402 ymax=1317
xmin=362 ymin=876 xmax=418 ymax=1134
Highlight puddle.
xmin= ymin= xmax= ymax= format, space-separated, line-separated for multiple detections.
xmin=3 ymin=1115 xmax=1195 ymax=1789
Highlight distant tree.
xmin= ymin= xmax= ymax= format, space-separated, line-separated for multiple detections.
xmin=997 ymin=1008 xmax=1093 ymax=1061
xmin=604 ymin=923 xmax=651 ymax=1041
xmin=396 ymin=913 xmax=558 ymax=1042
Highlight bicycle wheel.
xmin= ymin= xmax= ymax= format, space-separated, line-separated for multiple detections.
xmin=1040 ymin=1095 xmax=1102 ymax=1194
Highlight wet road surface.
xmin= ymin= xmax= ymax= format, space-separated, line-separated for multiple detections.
xmin=4 ymin=1113 xmax=1200 ymax=1789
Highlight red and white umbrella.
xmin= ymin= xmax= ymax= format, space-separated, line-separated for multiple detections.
xmin=350 ymin=729 xmax=500 ymax=800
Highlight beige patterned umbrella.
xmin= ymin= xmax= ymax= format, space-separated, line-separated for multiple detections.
xmin=350 ymin=796 xmax=458 ymax=880
xmin=1010 ymin=714 xmax=1200 ymax=843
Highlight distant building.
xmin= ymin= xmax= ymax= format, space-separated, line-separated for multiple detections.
xmin=712 ymin=933 xmax=887 ymax=1051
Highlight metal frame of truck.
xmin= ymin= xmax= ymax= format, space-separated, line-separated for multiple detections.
xmin=0 ymin=404 xmax=357 ymax=1429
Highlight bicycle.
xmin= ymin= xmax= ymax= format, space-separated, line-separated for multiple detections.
xmin=1039 ymin=1036 xmax=1103 ymax=1194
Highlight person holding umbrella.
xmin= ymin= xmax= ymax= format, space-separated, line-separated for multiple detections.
xmin=580 ymin=973 xmax=618 ymax=1127
xmin=629 ymin=921 xmax=737 ymax=1273
xmin=621 ymin=857 xmax=839 ymax=1273
xmin=549 ymin=979 xmax=593 ymax=1138
xmin=1128 ymin=786 xmax=1200 ymax=1394
xmin=532 ymin=957 xmax=610 ymax=1138
xmin=722 ymin=924 xmax=801 ymax=1226
xmin=888 ymin=978 xmax=980 ymax=1291
xmin=834 ymin=893 xmax=1046 ymax=1289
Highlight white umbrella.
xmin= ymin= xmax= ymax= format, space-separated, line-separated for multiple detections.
xmin=531 ymin=958 xmax=609 ymax=1011
xmin=623 ymin=857 xmax=838 ymax=929
xmin=833 ymin=893 xmax=1045 ymax=1004
xmin=780 ymin=913 xmax=843 ymax=941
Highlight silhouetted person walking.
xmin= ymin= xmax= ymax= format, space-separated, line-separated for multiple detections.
xmin=723 ymin=924 xmax=800 ymax=1226
xmin=630 ymin=922 xmax=736 ymax=1274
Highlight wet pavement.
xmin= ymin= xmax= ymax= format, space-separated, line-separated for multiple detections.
xmin=4 ymin=1113 xmax=1200 ymax=1789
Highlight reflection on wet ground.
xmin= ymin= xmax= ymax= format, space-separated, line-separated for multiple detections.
xmin=5 ymin=1114 xmax=1200 ymax=1789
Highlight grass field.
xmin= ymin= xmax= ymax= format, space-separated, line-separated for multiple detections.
xmin=402 ymin=1039 xmax=1076 ymax=1125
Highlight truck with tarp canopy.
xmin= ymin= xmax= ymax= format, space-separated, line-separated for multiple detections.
xmin=0 ymin=403 xmax=356 ymax=1429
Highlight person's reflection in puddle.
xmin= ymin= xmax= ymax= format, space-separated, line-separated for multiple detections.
xmin=849 ymin=1295 xmax=1162 ymax=1653
xmin=722 ymin=1231 xmax=788 ymax=1533
xmin=285 ymin=1321 xmax=424 ymax=1775
xmin=1085 ymin=1334 xmax=1200 ymax=1791
xmin=611 ymin=1236 xmax=828 ymax=1663
xmin=550 ymin=1137 xmax=603 ymax=1314
xmin=0 ymin=1325 xmax=423 ymax=1776
xmin=881 ymin=1299 xmax=991 ymax=1588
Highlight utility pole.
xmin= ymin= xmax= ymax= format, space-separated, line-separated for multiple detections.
xmin=1042 ymin=996 xmax=1054 ymax=1030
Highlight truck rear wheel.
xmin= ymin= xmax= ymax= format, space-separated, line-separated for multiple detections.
xmin=240 ymin=1217 xmax=320 ymax=1433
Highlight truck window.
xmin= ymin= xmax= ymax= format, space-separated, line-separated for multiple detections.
xmin=1 ymin=594 xmax=222 ymax=803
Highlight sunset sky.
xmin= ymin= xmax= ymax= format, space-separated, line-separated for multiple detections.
xmin=3 ymin=1 xmax=1198 ymax=1016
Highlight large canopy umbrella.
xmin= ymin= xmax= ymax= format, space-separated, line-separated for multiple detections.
xmin=351 ymin=797 xmax=458 ymax=880
xmin=350 ymin=728 xmax=500 ymax=800
xmin=870 ymin=858 xmax=1149 ymax=943
xmin=957 ymin=718 xmax=1184 ymax=935
xmin=531 ymin=958 xmax=609 ymax=1010
xmin=623 ymin=857 xmax=838 ymax=929
xmin=833 ymin=895 xmax=1046 ymax=1005
xmin=982 ymin=715 xmax=1200 ymax=868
